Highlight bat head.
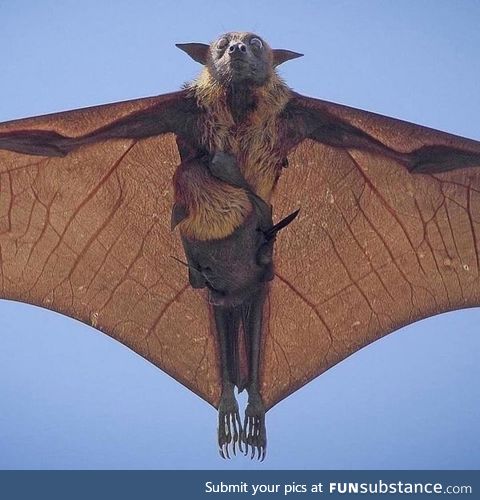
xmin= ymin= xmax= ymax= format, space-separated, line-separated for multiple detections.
xmin=176 ymin=32 xmax=303 ymax=87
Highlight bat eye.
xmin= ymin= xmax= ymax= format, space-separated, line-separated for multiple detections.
xmin=250 ymin=38 xmax=263 ymax=49
xmin=217 ymin=38 xmax=229 ymax=50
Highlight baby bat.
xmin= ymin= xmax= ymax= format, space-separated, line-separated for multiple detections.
xmin=0 ymin=32 xmax=480 ymax=460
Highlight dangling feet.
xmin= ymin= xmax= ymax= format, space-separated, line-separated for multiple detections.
xmin=217 ymin=388 xmax=243 ymax=458
xmin=242 ymin=391 xmax=267 ymax=461
xmin=217 ymin=388 xmax=267 ymax=460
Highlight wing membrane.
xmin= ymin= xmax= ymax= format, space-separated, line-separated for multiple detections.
xmin=0 ymin=99 xmax=221 ymax=407
xmin=261 ymin=97 xmax=480 ymax=409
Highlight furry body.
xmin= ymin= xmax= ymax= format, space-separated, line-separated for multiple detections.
xmin=174 ymin=61 xmax=292 ymax=242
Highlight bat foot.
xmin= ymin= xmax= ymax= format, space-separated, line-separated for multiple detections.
xmin=242 ymin=393 xmax=267 ymax=461
xmin=217 ymin=393 xmax=243 ymax=459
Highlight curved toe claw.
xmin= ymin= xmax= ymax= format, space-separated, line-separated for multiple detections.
xmin=218 ymin=397 xmax=243 ymax=459
xmin=242 ymin=397 xmax=267 ymax=461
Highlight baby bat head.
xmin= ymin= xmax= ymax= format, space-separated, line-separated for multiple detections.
xmin=176 ymin=32 xmax=302 ymax=87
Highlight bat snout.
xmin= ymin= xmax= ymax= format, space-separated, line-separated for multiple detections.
xmin=228 ymin=42 xmax=247 ymax=56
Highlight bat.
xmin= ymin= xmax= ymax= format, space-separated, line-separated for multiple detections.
xmin=1 ymin=32 xmax=480 ymax=461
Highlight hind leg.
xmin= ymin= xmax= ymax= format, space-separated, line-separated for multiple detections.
xmin=213 ymin=305 xmax=243 ymax=458
xmin=242 ymin=285 xmax=267 ymax=460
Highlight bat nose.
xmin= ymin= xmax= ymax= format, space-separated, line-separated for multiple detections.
xmin=228 ymin=42 xmax=247 ymax=55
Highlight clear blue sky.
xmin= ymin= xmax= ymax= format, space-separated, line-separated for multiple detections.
xmin=0 ymin=1 xmax=479 ymax=469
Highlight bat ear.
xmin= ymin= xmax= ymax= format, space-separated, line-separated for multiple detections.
xmin=272 ymin=49 xmax=303 ymax=67
xmin=176 ymin=43 xmax=210 ymax=65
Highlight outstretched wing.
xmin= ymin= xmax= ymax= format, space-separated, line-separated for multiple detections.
xmin=0 ymin=95 xmax=221 ymax=407
xmin=261 ymin=94 xmax=480 ymax=410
